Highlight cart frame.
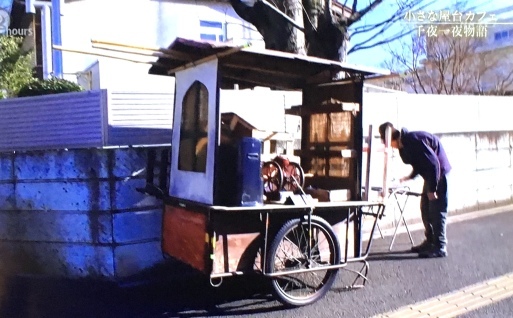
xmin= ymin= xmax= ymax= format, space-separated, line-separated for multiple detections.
xmin=149 ymin=37 xmax=390 ymax=307
xmin=163 ymin=196 xmax=384 ymax=306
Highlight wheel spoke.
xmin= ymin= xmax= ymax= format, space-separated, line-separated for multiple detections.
xmin=267 ymin=217 xmax=340 ymax=306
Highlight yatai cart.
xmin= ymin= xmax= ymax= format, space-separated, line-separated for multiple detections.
xmin=148 ymin=38 xmax=389 ymax=307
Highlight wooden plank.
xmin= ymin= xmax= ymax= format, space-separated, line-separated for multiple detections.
xmin=222 ymin=63 xmax=305 ymax=79
xmin=209 ymin=200 xmax=382 ymax=211
xmin=53 ymin=45 xmax=156 ymax=64
xmin=162 ymin=205 xmax=208 ymax=273
xmin=213 ymin=233 xmax=260 ymax=274
xmin=90 ymin=39 xmax=195 ymax=61
xmin=364 ymin=125 xmax=373 ymax=201
xmin=167 ymin=46 xmax=244 ymax=74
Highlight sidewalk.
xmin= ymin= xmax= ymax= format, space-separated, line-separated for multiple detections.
xmin=365 ymin=203 xmax=513 ymax=239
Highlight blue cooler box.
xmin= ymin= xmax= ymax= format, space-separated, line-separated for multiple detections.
xmin=237 ymin=137 xmax=263 ymax=206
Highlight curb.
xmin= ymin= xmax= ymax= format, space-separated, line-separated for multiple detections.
xmin=370 ymin=204 xmax=513 ymax=238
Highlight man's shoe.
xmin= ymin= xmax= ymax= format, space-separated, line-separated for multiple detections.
xmin=418 ymin=249 xmax=448 ymax=258
xmin=411 ymin=241 xmax=433 ymax=253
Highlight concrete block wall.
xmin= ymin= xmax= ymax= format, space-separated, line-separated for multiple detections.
xmin=439 ymin=131 xmax=513 ymax=213
xmin=363 ymin=93 xmax=513 ymax=227
xmin=0 ymin=147 xmax=168 ymax=279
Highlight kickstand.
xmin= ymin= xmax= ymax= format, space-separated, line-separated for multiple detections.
xmin=342 ymin=261 xmax=370 ymax=290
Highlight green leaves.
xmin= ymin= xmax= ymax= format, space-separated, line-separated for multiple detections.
xmin=17 ymin=77 xmax=83 ymax=97
xmin=1 ymin=36 xmax=83 ymax=99
xmin=0 ymin=35 xmax=35 ymax=98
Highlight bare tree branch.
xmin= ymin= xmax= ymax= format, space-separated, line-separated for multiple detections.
xmin=348 ymin=28 xmax=413 ymax=54
xmin=229 ymin=0 xmax=488 ymax=64
xmin=382 ymin=29 xmax=513 ymax=95
xmin=347 ymin=0 xmax=383 ymax=26
xmin=346 ymin=0 xmax=437 ymax=54
xmin=350 ymin=14 xmax=403 ymax=36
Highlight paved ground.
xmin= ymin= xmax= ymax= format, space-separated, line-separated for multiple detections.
xmin=1 ymin=206 xmax=513 ymax=318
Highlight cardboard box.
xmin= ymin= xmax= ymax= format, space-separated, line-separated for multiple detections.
xmin=328 ymin=189 xmax=351 ymax=202
xmin=305 ymin=188 xmax=351 ymax=202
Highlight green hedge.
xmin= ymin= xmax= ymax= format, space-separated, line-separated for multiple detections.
xmin=17 ymin=77 xmax=83 ymax=97
xmin=0 ymin=36 xmax=35 ymax=98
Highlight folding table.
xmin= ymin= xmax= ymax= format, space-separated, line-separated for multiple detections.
xmin=371 ymin=186 xmax=421 ymax=251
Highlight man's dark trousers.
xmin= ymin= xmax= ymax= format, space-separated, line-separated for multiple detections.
xmin=420 ymin=175 xmax=448 ymax=251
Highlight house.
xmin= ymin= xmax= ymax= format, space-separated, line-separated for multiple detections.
xmin=4 ymin=0 xmax=353 ymax=157
xmin=5 ymin=0 xmax=265 ymax=85
xmin=6 ymin=0 xmax=353 ymax=87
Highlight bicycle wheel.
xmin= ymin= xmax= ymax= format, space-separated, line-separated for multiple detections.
xmin=283 ymin=162 xmax=305 ymax=192
xmin=262 ymin=161 xmax=283 ymax=197
xmin=265 ymin=216 xmax=341 ymax=307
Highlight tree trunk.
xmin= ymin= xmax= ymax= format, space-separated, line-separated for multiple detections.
xmin=285 ymin=0 xmax=306 ymax=55
xmin=230 ymin=0 xmax=347 ymax=61
xmin=229 ymin=0 xmax=301 ymax=53
xmin=303 ymin=0 xmax=347 ymax=61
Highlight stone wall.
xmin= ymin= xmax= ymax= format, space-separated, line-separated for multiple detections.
xmin=440 ymin=131 xmax=513 ymax=213
xmin=0 ymin=147 xmax=168 ymax=279
xmin=362 ymin=93 xmax=513 ymax=227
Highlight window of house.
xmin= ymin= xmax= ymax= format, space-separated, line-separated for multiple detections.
xmin=178 ymin=81 xmax=209 ymax=173
xmin=200 ymin=20 xmax=225 ymax=42
xmin=494 ymin=30 xmax=510 ymax=41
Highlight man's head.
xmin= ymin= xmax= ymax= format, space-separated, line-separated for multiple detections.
xmin=378 ymin=122 xmax=401 ymax=148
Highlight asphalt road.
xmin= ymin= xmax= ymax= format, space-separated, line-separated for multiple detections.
xmin=1 ymin=209 xmax=512 ymax=318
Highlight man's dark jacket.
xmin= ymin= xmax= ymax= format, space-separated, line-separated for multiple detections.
xmin=399 ymin=128 xmax=452 ymax=193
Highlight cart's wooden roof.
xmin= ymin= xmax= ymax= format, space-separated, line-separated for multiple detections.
xmin=148 ymin=38 xmax=389 ymax=90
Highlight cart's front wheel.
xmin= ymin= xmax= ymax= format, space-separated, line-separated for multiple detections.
xmin=265 ymin=216 xmax=341 ymax=307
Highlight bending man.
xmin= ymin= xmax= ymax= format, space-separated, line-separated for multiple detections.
xmin=379 ymin=122 xmax=452 ymax=258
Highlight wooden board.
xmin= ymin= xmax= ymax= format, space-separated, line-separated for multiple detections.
xmin=213 ymin=232 xmax=261 ymax=274
xmin=162 ymin=205 xmax=208 ymax=273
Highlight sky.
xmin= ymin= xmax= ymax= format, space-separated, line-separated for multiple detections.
xmin=0 ymin=0 xmax=12 ymax=12
xmin=346 ymin=0 xmax=513 ymax=68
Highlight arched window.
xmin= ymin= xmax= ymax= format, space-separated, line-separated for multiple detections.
xmin=178 ymin=81 xmax=209 ymax=172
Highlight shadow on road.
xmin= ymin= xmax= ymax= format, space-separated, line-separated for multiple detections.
xmin=0 ymin=272 xmax=289 ymax=318
xmin=367 ymin=249 xmax=421 ymax=261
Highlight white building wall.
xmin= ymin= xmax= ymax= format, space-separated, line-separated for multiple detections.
xmin=58 ymin=0 xmax=263 ymax=86
xmin=82 ymin=58 xmax=175 ymax=91
xmin=362 ymin=93 xmax=513 ymax=227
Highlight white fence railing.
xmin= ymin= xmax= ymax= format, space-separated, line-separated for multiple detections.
xmin=0 ymin=90 xmax=174 ymax=152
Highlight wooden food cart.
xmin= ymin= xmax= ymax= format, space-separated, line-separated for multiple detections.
xmin=149 ymin=38 xmax=388 ymax=307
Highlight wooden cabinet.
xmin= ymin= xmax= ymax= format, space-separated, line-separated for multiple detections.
xmin=287 ymin=80 xmax=364 ymax=200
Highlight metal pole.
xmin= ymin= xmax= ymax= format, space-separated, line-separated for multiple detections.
xmin=41 ymin=5 xmax=53 ymax=79
xmin=25 ymin=0 xmax=36 ymax=13
xmin=382 ymin=126 xmax=392 ymax=200
xmin=363 ymin=125 xmax=372 ymax=201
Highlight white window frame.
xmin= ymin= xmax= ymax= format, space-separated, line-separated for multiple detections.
xmin=494 ymin=30 xmax=510 ymax=41
xmin=199 ymin=20 xmax=225 ymax=42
